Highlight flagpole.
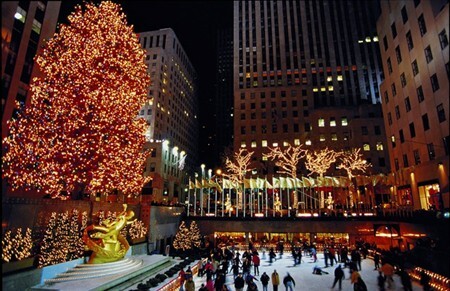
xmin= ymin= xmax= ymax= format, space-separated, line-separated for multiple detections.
xmin=265 ymin=176 xmax=268 ymax=217
xmin=222 ymin=178 xmax=225 ymax=217
xmin=272 ymin=177 xmax=275 ymax=217
xmin=279 ymin=176 xmax=283 ymax=218
xmin=287 ymin=177 xmax=291 ymax=217
xmin=187 ymin=178 xmax=191 ymax=217
xmin=243 ymin=182 xmax=246 ymax=218
xmin=194 ymin=180 xmax=197 ymax=216
xmin=214 ymin=179 xmax=218 ymax=216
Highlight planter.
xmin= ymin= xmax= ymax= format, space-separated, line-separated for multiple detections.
xmin=131 ymin=237 xmax=146 ymax=245
xmin=2 ymin=257 xmax=35 ymax=275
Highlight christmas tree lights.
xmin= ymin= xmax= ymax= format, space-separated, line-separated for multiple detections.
xmin=1 ymin=1 xmax=151 ymax=199
xmin=173 ymin=221 xmax=190 ymax=251
xmin=189 ymin=221 xmax=201 ymax=248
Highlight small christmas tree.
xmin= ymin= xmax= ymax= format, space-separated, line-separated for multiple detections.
xmin=172 ymin=221 xmax=190 ymax=252
xmin=189 ymin=221 xmax=201 ymax=249
xmin=2 ymin=230 xmax=13 ymax=263
xmin=129 ymin=220 xmax=148 ymax=240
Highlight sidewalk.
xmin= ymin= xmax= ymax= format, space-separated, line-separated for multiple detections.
xmin=192 ymin=252 xmax=422 ymax=290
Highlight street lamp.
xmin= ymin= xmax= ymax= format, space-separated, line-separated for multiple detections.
xmin=200 ymin=164 xmax=205 ymax=216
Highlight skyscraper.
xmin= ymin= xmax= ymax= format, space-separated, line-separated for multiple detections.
xmin=138 ymin=28 xmax=199 ymax=202
xmin=377 ymin=0 xmax=449 ymax=210
xmin=2 ymin=1 xmax=62 ymax=140
xmin=233 ymin=1 xmax=389 ymax=177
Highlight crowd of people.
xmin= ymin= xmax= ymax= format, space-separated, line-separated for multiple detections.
xmin=176 ymin=242 xmax=437 ymax=291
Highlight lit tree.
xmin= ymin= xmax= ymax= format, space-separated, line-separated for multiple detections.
xmin=337 ymin=148 xmax=372 ymax=208
xmin=38 ymin=212 xmax=62 ymax=267
xmin=12 ymin=228 xmax=33 ymax=261
xmin=189 ymin=221 xmax=201 ymax=249
xmin=172 ymin=221 xmax=190 ymax=252
xmin=222 ymin=148 xmax=254 ymax=214
xmin=305 ymin=147 xmax=341 ymax=208
xmin=67 ymin=209 xmax=84 ymax=261
xmin=2 ymin=230 xmax=13 ymax=263
xmin=1 ymin=1 xmax=151 ymax=199
xmin=128 ymin=220 xmax=148 ymax=240
xmin=263 ymin=143 xmax=306 ymax=207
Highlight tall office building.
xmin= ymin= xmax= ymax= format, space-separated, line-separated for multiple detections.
xmin=377 ymin=0 xmax=449 ymax=210
xmin=2 ymin=1 xmax=61 ymax=140
xmin=138 ymin=28 xmax=199 ymax=203
xmin=210 ymin=28 xmax=234 ymax=167
xmin=233 ymin=1 xmax=389 ymax=178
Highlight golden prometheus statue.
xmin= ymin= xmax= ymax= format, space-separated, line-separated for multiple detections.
xmin=83 ymin=204 xmax=136 ymax=264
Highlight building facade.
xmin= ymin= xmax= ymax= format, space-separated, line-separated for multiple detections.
xmin=2 ymin=1 xmax=61 ymax=140
xmin=233 ymin=1 xmax=389 ymax=178
xmin=377 ymin=0 xmax=449 ymax=210
xmin=138 ymin=28 xmax=199 ymax=203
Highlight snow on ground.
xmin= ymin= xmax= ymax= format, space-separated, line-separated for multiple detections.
xmin=192 ymin=252 xmax=422 ymax=291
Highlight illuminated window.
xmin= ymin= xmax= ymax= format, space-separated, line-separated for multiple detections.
xmin=330 ymin=117 xmax=336 ymax=127
xmin=341 ymin=117 xmax=348 ymax=126
xmin=240 ymin=142 xmax=246 ymax=148
xmin=318 ymin=118 xmax=325 ymax=127
xmin=337 ymin=75 xmax=343 ymax=81
xmin=320 ymin=135 xmax=326 ymax=142
xmin=14 ymin=7 xmax=26 ymax=23
xmin=272 ymin=142 xmax=279 ymax=147
xmin=331 ymin=133 xmax=338 ymax=141
xmin=363 ymin=144 xmax=370 ymax=151
xmin=283 ymin=141 xmax=289 ymax=146
xmin=251 ymin=141 xmax=257 ymax=148
xmin=305 ymin=140 xmax=312 ymax=146
xmin=262 ymin=156 xmax=268 ymax=161
xmin=376 ymin=142 xmax=384 ymax=151
xmin=32 ymin=19 xmax=41 ymax=34
xmin=320 ymin=87 xmax=326 ymax=92
xmin=313 ymin=88 xmax=319 ymax=92
xmin=262 ymin=140 xmax=268 ymax=147
xmin=326 ymin=76 xmax=332 ymax=82
xmin=328 ymin=86 xmax=334 ymax=91
xmin=294 ymin=139 xmax=300 ymax=146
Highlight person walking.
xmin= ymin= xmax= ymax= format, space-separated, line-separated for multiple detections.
xmin=234 ymin=273 xmax=245 ymax=291
xmin=351 ymin=270 xmax=367 ymax=291
xmin=252 ymin=253 xmax=260 ymax=276
xmin=373 ymin=251 xmax=381 ymax=270
xmin=377 ymin=271 xmax=386 ymax=291
xmin=271 ymin=269 xmax=280 ymax=291
xmin=184 ymin=277 xmax=195 ymax=291
xmin=380 ymin=262 xmax=395 ymax=289
xmin=331 ymin=264 xmax=345 ymax=290
xmin=260 ymin=272 xmax=270 ymax=291
xmin=282 ymin=272 xmax=295 ymax=291
xmin=269 ymin=248 xmax=276 ymax=264
xmin=397 ymin=268 xmax=413 ymax=291
xmin=178 ymin=268 xmax=186 ymax=291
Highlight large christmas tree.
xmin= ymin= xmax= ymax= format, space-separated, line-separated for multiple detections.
xmin=2 ymin=1 xmax=151 ymax=199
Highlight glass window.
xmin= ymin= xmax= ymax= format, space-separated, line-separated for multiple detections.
xmin=384 ymin=91 xmax=389 ymax=103
xmin=405 ymin=97 xmax=411 ymax=112
xmin=251 ymin=141 xmax=257 ymax=148
xmin=414 ymin=149 xmax=421 ymax=165
xmin=400 ymin=73 xmax=407 ymax=87
xmin=412 ymin=60 xmax=419 ymax=76
xmin=395 ymin=46 xmax=402 ymax=63
xmin=391 ymin=22 xmax=397 ymax=38
xmin=425 ymin=46 xmax=433 ymax=63
xmin=331 ymin=133 xmax=338 ymax=141
xmin=320 ymin=134 xmax=326 ymax=142
xmin=439 ymin=29 xmax=449 ymax=49
xmin=240 ymin=141 xmax=246 ymax=148
xmin=341 ymin=117 xmax=348 ymax=126
xmin=417 ymin=86 xmax=424 ymax=103
xmin=376 ymin=142 xmax=384 ymax=151
xmin=388 ymin=112 xmax=392 ymax=125
xmin=427 ymin=143 xmax=435 ymax=160
xmin=318 ymin=118 xmax=325 ymax=127
xmin=14 ymin=6 xmax=27 ymax=23
xmin=262 ymin=140 xmax=268 ymax=147
xmin=330 ymin=117 xmax=336 ymax=127
xmin=403 ymin=154 xmax=409 ymax=167
xmin=401 ymin=6 xmax=408 ymax=23
xmin=294 ymin=139 xmax=300 ymax=146
xmin=387 ymin=58 xmax=393 ymax=74
xmin=422 ymin=114 xmax=430 ymax=130
xmin=395 ymin=106 xmax=401 ymax=119
xmin=430 ymin=74 xmax=439 ymax=92
xmin=437 ymin=103 xmax=446 ymax=123
xmin=409 ymin=122 xmax=416 ymax=138
xmin=400 ymin=129 xmax=405 ymax=143
xmin=363 ymin=144 xmax=370 ymax=151
xmin=418 ymin=14 xmax=427 ymax=36
xmin=361 ymin=126 xmax=368 ymax=135
xmin=383 ymin=35 xmax=388 ymax=51
xmin=391 ymin=83 xmax=397 ymax=96
xmin=406 ymin=31 xmax=414 ymax=50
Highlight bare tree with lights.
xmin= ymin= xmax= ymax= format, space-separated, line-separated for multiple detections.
xmin=305 ymin=147 xmax=341 ymax=208
xmin=337 ymin=148 xmax=372 ymax=208
xmin=263 ymin=143 xmax=306 ymax=210
xmin=222 ymin=148 xmax=254 ymax=217
xmin=1 ymin=1 xmax=151 ymax=199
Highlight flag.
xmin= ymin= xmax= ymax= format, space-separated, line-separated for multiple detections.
xmin=195 ymin=179 xmax=202 ymax=189
xmin=331 ymin=177 xmax=340 ymax=187
xmin=286 ymin=177 xmax=295 ymax=189
xmin=244 ymin=179 xmax=251 ymax=189
xmin=272 ymin=177 xmax=280 ymax=188
xmin=324 ymin=176 xmax=334 ymax=187
xmin=256 ymin=177 xmax=265 ymax=189
xmin=295 ymin=177 xmax=303 ymax=188
xmin=279 ymin=177 xmax=287 ymax=189
xmin=264 ymin=178 xmax=273 ymax=189
xmin=302 ymin=176 xmax=312 ymax=187
xmin=189 ymin=180 xmax=195 ymax=190
xmin=223 ymin=178 xmax=230 ymax=189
